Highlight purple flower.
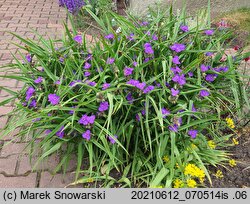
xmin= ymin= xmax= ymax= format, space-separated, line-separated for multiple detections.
xmin=59 ymin=0 xmax=85 ymax=14
xmin=26 ymin=54 xmax=32 ymax=63
xmin=180 ymin=25 xmax=189 ymax=32
xmin=79 ymin=114 xmax=96 ymax=126
xmin=144 ymin=43 xmax=154 ymax=55
xmin=108 ymin=135 xmax=118 ymax=144
xmin=48 ymin=93 xmax=60 ymax=105
xmin=205 ymin=52 xmax=213 ymax=56
xmin=205 ymin=74 xmax=217 ymax=82
xmin=192 ymin=105 xmax=197 ymax=112
xmin=106 ymin=58 xmax=115 ymax=64
xmin=145 ymin=31 xmax=151 ymax=36
xmin=188 ymin=72 xmax=194 ymax=77
xmin=127 ymin=33 xmax=135 ymax=41
xmin=98 ymin=101 xmax=109 ymax=112
xmin=171 ymin=66 xmax=182 ymax=74
xmin=152 ymin=34 xmax=158 ymax=41
xmin=141 ymin=109 xmax=146 ymax=116
xmin=124 ymin=67 xmax=134 ymax=76
xmin=141 ymin=21 xmax=149 ymax=26
xmin=127 ymin=79 xmax=139 ymax=86
xmin=171 ymin=88 xmax=180 ymax=96
xmin=45 ymin=129 xmax=52 ymax=135
xmin=29 ymin=99 xmax=37 ymax=108
xmin=162 ymin=108 xmax=170 ymax=118
xmin=136 ymin=82 xmax=146 ymax=90
xmin=56 ymin=126 xmax=65 ymax=138
xmin=88 ymin=81 xmax=96 ymax=86
xmin=214 ymin=66 xmax=228 ymax=72
xmin=84 ymin=62 xmax=91 ymax=69
xmin=82 ymin=130 xmax=91 ymax=141
xmin=172 ymin=56 xmax=181 ymax=64
xmin=105 ymin=33 xmax=114 ymax=40
xmin=102 ymin=83 xmax=110 ymax=90
xmin=143 ymin=85 xmax=155 ymax=94
xmin=135 ymin=114 xmax=140 ymax=121
xmin=133 ymin=61 xmax=138 ymax=67
xmin=143 ymin=57 xmax=150 ymax=63
xmin=169 ymin=124 xmax=179 ymax=132
xmin=200 ymin=90 xmax=210 ymax=97
xmin=204 ymin=29 xmax=214 ymax=36
xmin=34 ymin=76 xmax=43 ymax=84
xmin=200 ymin=64 xmax=210 ymax=72
xmin=59 ymin=57 xmax=64 ymax=63
xmin=69 ymin=106 xmax=76 ymax=115
xmin=55 ymin=80 xmax=61 ymax=85
xmin=188 ymin=129 xmax=198 ymax=139
xmin=69 ymin=80 xmax=81 ymax=87
xmin=170 ymin=43 xmax=186 ymax=53
xmin=73 ymin=35 xmax=82 ymax=44
xmin=126 ymin=92 xmax=133 ymax=102
xmin=172 ymin=74 xmax=186 ymax=86
xmin=84 ymin=71 xmax=91 ymax=77
xmin=26 ymin=87 xmax=35 ymax=101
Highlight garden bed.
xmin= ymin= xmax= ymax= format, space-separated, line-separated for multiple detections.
xmin=1 ymin=1 xmax=250 ymax=188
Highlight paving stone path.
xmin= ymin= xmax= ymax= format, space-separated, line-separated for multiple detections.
xmin=0 ymin=0 xmax=79 ymax=188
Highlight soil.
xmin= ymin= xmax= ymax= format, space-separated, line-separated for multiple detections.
xmin=207 ymin=126 xmax=250 ymax=188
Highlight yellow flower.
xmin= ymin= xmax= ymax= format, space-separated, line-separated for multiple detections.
xmin=163 ymin=155 xmax=169 ymax=163
xmin=229 ymin=159 xmax=236 ymax=167
xmin=187 ymin=179 xmax=197 ymax=188
xmin=214 ymin=170 xmax=223 ymax=178
xmin=191 ymin=143 xmax=197 ymax=149
xmin=226 ymin=118 xmax=235 ymax=129
xmin=208 ymin=140 xmax=216 ymax=149
xmin=87 ymin=178 xmax=94 ymax=183
xmin=151 ymin=186 xmax=163 ymax=188
xmin=232 ymin=138 xmax=239 ymax=145
xmin=176 ymin=163 xmax=180 ymax=169
xmin=173 ymin=179 xmax=183 ymax=188
xmin=184 ymin=163 xmax=205 ymax=182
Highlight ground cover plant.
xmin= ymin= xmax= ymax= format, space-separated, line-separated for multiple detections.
xmin=0 ymin=2 xmax=250 ymax=187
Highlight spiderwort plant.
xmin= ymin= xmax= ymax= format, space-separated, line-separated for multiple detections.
xmin=0 ymin=5 xmax=249 ymax=188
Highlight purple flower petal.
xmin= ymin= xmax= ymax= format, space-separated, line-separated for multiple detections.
xmin=48 ymin=94 xmax=60 ymax=105
xmin=170 ymin=43 xmax=186 ymax=53
xmin=144 ymin=43 xmax=154 ymax=54
xmin=73 ymin=35 xmax=83 ymax=44
xmin=84 ymin=62 xmax=91 ymax=69
xmin=172 ymin=56 xmax=181 ymax=64
xmin=124 ymin=67 xmax=134 ymax=76
xmin=98 ymin=101 xmax=109 ymax=112
xmin=204 ymin=29 xmax=214 ymax=36
xmin=143 ymin=85 xmax=155 ymax=94
xmin=171 ymin=88 xmax=180 ymax=96
xmin=200 ymin=64 xmax=210 ymax=72
xmin=162 ymin=108 xmax=170 ymax=118
xmin=105 ymin=33 xmax=114 ymax=40
xmin=82 ymin=130 xmax=91 ymax=141
xmin=34 ymin=76 xmax=43 ymax=84
xmin=106 ymin=58 xmax=115 ymax=64
xmin=188 ymin=129 xmax=198 ymax=139
xmin=180 ymin=25 xmax=189 ymax=32
xmin=102 ymin=83 xmax=110 ymax=90
xmin=200 ymin=90 xmax=210 ymax=97
xmin=108 ymin=135 xmax=118 ymax=144
xmin=169 ymin=124 xmax=179 ymax=132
